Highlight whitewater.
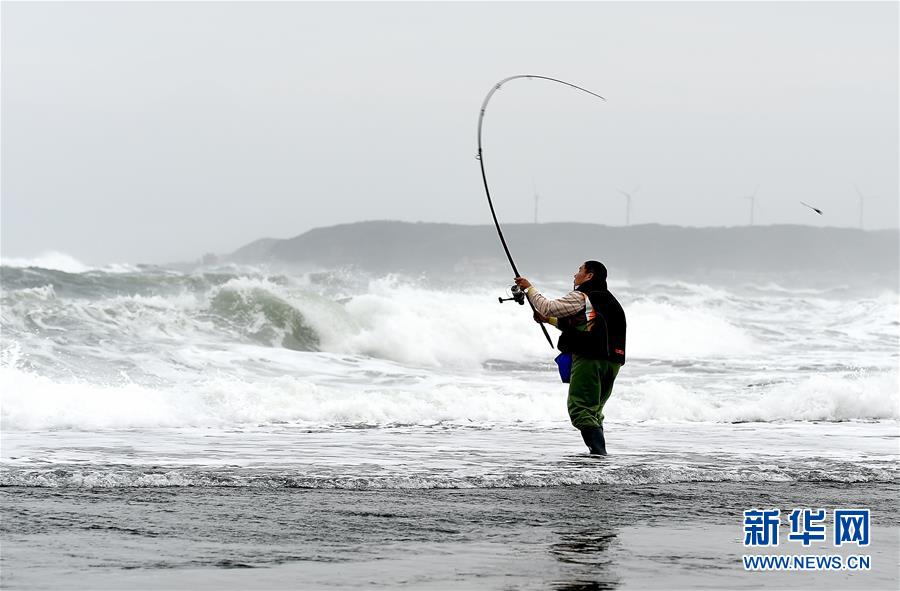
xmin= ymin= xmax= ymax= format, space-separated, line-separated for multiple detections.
xmin=1 ymin=259 xmax=897 ymax=487
xmin=2 ymin=258 xmax=898 ymax=589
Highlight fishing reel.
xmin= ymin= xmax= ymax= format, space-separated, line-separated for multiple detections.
xmin=498 ymin=284 xmax=526 ymax=305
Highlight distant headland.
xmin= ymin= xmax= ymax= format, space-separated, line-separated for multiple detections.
xmin=224 ymin=221 xmax=898 ymax=285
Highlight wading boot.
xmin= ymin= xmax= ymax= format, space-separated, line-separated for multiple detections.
xmin=579 ymin=426 xmax=607 ymax=455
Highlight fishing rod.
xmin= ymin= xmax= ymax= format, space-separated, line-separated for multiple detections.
xmin=476 ymin=75 xmax=606 ymax=348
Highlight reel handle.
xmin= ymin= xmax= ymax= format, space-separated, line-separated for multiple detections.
xmin=498 ymin=285 xmax=526 ymax=305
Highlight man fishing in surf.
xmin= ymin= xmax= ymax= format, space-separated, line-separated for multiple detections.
xmin=514 ymin=261 xmax=626 ymax=455
xmin=475 ymin=76 xmax=624 ymax=453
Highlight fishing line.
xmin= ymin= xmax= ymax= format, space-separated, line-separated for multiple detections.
xmin=476 ymin=75 xmax=606 ymax=347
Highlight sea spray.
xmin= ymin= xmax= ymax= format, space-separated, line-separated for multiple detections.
xmin=2 ymin=263 xmax=897 ymax=432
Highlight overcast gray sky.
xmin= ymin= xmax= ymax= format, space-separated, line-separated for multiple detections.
xmin=2 ymin=1 xmax=898 ymax=265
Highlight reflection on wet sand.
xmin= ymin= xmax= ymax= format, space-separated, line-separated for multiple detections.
xmin=549 ymin=529 xmax=620 ymax=590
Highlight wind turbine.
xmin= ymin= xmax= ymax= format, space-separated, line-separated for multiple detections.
xmin=739 ymin=185 xmax=760 ymax=226
xmin=617 ymin=185 xmax=640 ymax=226
xmin=854 ymin=184 xmax=877 ymax=229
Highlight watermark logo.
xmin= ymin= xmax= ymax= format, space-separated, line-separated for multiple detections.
xmin=788 ymin=508 xmax=827 ymax=546
xmin=834 ymin=509 xmax=870 ymax=547
xmin=742 ymin=508 xmax=871 ymax=572
xmin=743 ymin=509 xmax=781 ymax=547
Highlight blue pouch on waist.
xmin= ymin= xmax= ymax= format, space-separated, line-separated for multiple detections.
xmin=554 ymin=353 xmax=572 ymax=383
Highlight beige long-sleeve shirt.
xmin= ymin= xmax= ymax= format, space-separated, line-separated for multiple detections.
xmin=525 ymin=286 xmax=586 ymax=327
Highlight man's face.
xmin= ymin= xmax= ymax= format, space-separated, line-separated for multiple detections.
xmin=573 ymin=264 xmax=593 ymax=287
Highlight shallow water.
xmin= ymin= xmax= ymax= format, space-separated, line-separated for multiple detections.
xmin=2 ymin=482 xmax=898 ymax=589
xmin=2 ymin=421 xmax=897 ymax=488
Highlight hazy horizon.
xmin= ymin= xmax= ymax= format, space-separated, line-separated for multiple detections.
xmin=3 ymin=219 xmax=899 ymax=270
xmin=2 ymin=1 xmax=898 ymax=265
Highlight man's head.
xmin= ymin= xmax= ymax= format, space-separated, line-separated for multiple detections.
xmin=573 ymin=260 xmax=608 ymax=287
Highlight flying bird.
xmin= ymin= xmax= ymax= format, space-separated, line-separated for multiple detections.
xmin=800 ymin=201 xmax=823 ymax=215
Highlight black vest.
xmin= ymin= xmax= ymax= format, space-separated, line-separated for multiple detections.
xmin=556 ymin=279 xmax=627 ymax=365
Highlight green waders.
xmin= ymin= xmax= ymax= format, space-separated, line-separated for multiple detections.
xmin=567 ymin=354 xmax=620 ymax=429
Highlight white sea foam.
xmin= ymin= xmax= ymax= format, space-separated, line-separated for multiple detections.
xmin=330 ymin=278 xmax=547 ymax=368
xmin=1 ymin=461 xmax=894 ymax=488
xmin=2 ymin=252 xmax=92 ymax=273
xmin=2 ymin=349 xmax=896 ymax=431
xmin=0 ymin=349 xmax=564 ymax=430
xmin=626 ymin=299 xmax=759 ymax=359
xmin=2 ymin=271 xmax=897 ymax=431
xmin=614 ymin=371 xmax=899 ymax=422
xmin=3 ymin=266 xmax=898 ymax=502
xmin=292 ymin=278 xmax=765 ymax=367
xmin=4 ymin=269 xmax=895 ymax=370
xmin=1 ymin=252 xmax=139 ymax=274
xmin=736 ymin=372 xmax=900 ymax=422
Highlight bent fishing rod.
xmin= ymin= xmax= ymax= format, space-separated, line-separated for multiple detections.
xmin=476 ymin=75 xmax=606 ymax=348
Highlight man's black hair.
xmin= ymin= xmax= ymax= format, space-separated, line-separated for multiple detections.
xmin=584 ymin=260 xmax=607 ymax=280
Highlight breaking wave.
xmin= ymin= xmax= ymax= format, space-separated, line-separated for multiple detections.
xmin=1 ymin=252 xmax=138 ymax=274
xmin=2 ymin=264 xmax=897 ymax=430
xmin=2 ymin=352 xmax=895 ymax=430
xmin=1 ymin=267 xmax=771 ymax=372
xmin=615 ymin=372 xmax=900 ymax=423
xmin=2 ymin=461 xmax=895 ymax=488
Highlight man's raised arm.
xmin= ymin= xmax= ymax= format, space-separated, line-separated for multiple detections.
xmin=514 ymin=277 xmax=585 ymax=319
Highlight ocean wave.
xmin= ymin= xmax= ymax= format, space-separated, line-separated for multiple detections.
xmin=2 ymin=268 xmax=897 ymax=427
xmin=1 ymin=252 xmax=139 ymax=274
xmin=209 ymin=280 xmax=319 ymax=351
xmin=744 ymin=282 xmax=853 ymax=296
xmin=626 ymin=299 xmax=758 ymax=359
xmin=2 ymin=352 xmax=896 ymax=430
xmin=615 ymin=371 xmax=899 ymax=422
xmin=1 ymin=275 xmax=323 ymax=359
xmin=3 ymin=266 xmax=897 ymax=368
xmin=0 ymin=359 xmax=564 ymax=430
xmin=2 ymin=462 xmax=895 ymax=488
